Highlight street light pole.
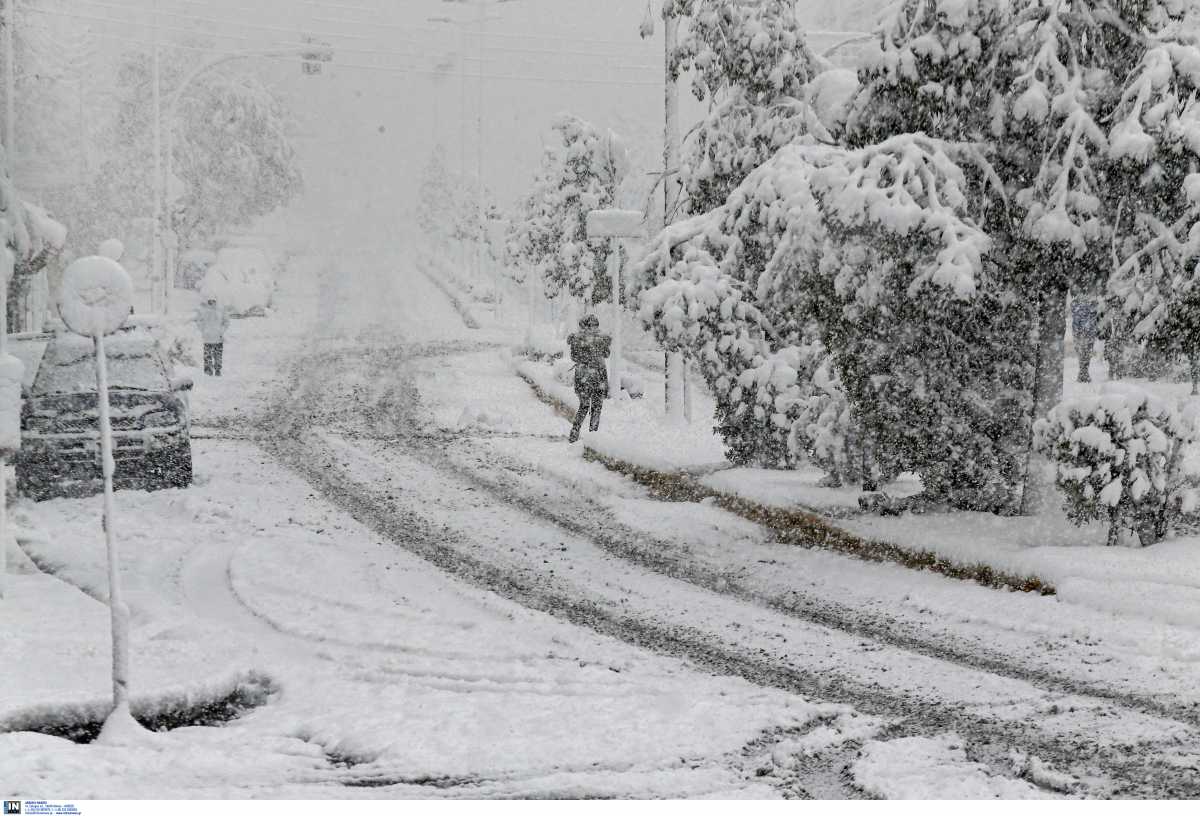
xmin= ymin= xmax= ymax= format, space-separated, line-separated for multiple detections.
xmin=151 ymin=9 xmax=163 ymax=314
xmin=4 ymin=0 xmax=14 ymax=176
xmin=442 ymin=0 xmax=518 ymax=316
xmin=428 ymin=16 xmax=471 ymax=284
xmin=1 ymin=0 xmax=15 ymax=598
xmin=661 ymin=5 xmax=686 ymax=422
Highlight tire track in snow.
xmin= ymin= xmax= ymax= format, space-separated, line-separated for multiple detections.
xmin=255 ymin=332 xmax=1200 ymax=798
xmin=269 ymin=425 xmax=1200 ymax=798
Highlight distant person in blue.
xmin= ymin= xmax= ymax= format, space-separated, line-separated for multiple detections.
xmin=1071 ymin=297 xmax=1099 ymax=383
xmin=567 ymin=314 xmax=611 ymax=443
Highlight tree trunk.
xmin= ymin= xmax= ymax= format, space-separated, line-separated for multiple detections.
xmin=1107 ymin=512 xmax=1121 ymax=547
xmin=1021 ymin=287 xmax=1068 ymax=516
xmin=665 ymin=351 xmax=685 ymax=422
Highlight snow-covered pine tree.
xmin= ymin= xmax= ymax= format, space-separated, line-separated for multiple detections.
xmin=508 ymin=114 xmax=628 ymax=304
xmin=1105 ymin=26 xmax=1200 ymax=393
xmin=844 ymin=0 xmax=1199 ymax=514
xmin=638 ymin=134 xmax=1021 ymax=500
xmin=417 ymin=146 xmax=459 ymax=249
xmin=666 ymin=0 xmax=823 ymax=216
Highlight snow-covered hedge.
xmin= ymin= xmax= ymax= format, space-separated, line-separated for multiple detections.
xmin=1036 ymin=385 xmax=1200 ymax=546
xmin=637 ymin=135 xmax=1027 ymax=507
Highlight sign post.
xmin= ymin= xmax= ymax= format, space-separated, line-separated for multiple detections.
xmin=58 ymin=255 xmax=135 ymax=724
xmin=0 ymin=246 xmax=22 ymax=600
xmin=586 ymin=209 xmax=645 ymax=399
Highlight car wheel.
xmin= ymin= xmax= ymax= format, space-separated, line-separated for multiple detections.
xmin=147 ymin=440 xmax=193 ymax=490
xmin=168 ymin=442 xmax=194 ymax=488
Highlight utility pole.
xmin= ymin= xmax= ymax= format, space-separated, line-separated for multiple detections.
xmin=151 ymin=4 xmax=163 ymax=314
xmin=436 ymin=0 xmax=517 ymax=310
xmin=661 ymin=5 xmax=686 ymax=422
xmin=475 ymin=1 xmax=493 ymax=314
xmin=1 ymin=0 xmax=15 ymax=599
xmin=428 ymin=15 xmax=472 ymax=284
xmin=4 ymin=0 xmax=15 ymax=176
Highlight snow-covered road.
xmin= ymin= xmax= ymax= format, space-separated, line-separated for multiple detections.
xmin=6 ymin=247 xmax=1199 ymax=798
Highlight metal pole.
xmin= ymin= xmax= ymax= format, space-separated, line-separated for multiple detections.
xmin=663 ymin=8 xmax=682 ymax=419
xmin=165 ymin=79 xmax=177 ymax=319
xmin=458 ymin=25 xmax=469 ymax=281
xmin=609 ymin=241 xmax=621 ymax=399
xmin=94 ymin=333 xmax=130 ymax=709
xmin=1 ymin=0 xmax=12 ymax=597
xmin=0 ymin=247 xmax=8 ymax=599
xmin=4 ymin=0 xmax=15 ymax=174
xmin=475 ymin=3 xmax=495 ymax=315
xmin=152 ymin=19 xmax=163 ymax=315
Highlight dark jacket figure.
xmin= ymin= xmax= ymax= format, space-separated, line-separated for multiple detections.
xmin=1071 ymin=298 xmax=1099 ymax=383
xmin=567 ymin=315 xmax=611 ymax=443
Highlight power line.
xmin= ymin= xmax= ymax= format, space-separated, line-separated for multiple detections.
xmin=77 ymin=0 xmax=373 ymax=42
xmin=299 ymin=2 xmax=658 ymax=51
xmin=259 ymin=53 xmax=663 ymax=87
xmin=21 ymin=4 xmax=665 ymax=88
xmin=70 ymin=0 xmax=659 ymax=65
xmin=23 ymin=4 xmax=256 ymax=43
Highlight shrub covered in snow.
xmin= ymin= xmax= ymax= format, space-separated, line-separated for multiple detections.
xmin=1036 ymin=386 xmax=1200 ymax=546
xmin=666 ymin=0 xmax=825 ymax=217
xmin=638 ymin=136 xmax=1029 ymax=507
xmin=506 ymin=114 xmax=629 ymax=305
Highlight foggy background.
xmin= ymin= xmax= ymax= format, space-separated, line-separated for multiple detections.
xmin=11 ymin=0 xmax=876 ymax=257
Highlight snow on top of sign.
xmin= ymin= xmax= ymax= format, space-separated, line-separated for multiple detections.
xmin=586 ymin=208 xmax=646 ymax=238
xmin=58 ymin=255 xmax=135 ymax=338
xmin=98 ymin=238 xmax=126 ymax=261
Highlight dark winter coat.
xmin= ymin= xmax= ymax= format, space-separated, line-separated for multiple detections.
xmin=1072 ymin=299 xmax=1099 ymax=340
xmin=568 ymin=330 xmax=611 ymax=397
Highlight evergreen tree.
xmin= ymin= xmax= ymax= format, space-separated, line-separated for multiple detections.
xmin=417 ymin=146 xmax=460 ymax=249
xmin=667 ymin=0 xmax=823 ymax=216
xmin=507 ymin=114 xmax=628 ymax=304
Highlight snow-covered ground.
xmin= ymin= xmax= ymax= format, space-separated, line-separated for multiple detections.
xmin=513 ymin=331 xmax=1200 ymax=629
xmin=0 ymin=247 xmax=852 ymax=798
xmin=7 ymin=241 xmax=1200 ymax=798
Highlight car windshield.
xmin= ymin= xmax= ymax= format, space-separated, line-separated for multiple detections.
xmin=33 ymin=339 xmax=169 ymax=395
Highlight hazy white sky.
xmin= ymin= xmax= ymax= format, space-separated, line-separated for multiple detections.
xmin=21 ymin=0 xmax=867 ymax=249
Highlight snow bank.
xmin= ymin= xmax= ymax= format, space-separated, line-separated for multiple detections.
xmin=514 ymin=357 xmax=728 ymax=471
xmin=853 ymin=734 xmax=1053 ymax=799
xmin=701 ymin=467 xmax=922 ymax=515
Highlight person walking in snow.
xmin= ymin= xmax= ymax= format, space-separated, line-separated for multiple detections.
xmin=567 ymin=314 xmax=611 ymax=443
xmin=196 ymin=296 xmax=231 ymax=377
xmin=1071 ymin=296 xmax=1099 ymax=383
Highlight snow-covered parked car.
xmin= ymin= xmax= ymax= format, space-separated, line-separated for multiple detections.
xmin=200 ymin=247 xmax=274 ymax=316
xmin=15 ymin=330 xmax=193 ymax=500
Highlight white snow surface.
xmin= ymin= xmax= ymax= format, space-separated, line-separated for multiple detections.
xmin=852 ymin=734 xmax=1054 ymax=799
xmin=11 ymin=240 xmax=1200 ymax=798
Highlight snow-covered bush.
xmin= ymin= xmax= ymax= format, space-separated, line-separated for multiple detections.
xmin=417 ymin=147 xmax=461 ymax=249
xmin=638 ymin=136 xmax=1029 ymax=507
xmin=666 ymin=0 xmax=825 ymax=217
xmin=1036 ymin=386 xmax=1200 ymax=546
xmin=506 ymin=114 xmax=629 ymax=305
